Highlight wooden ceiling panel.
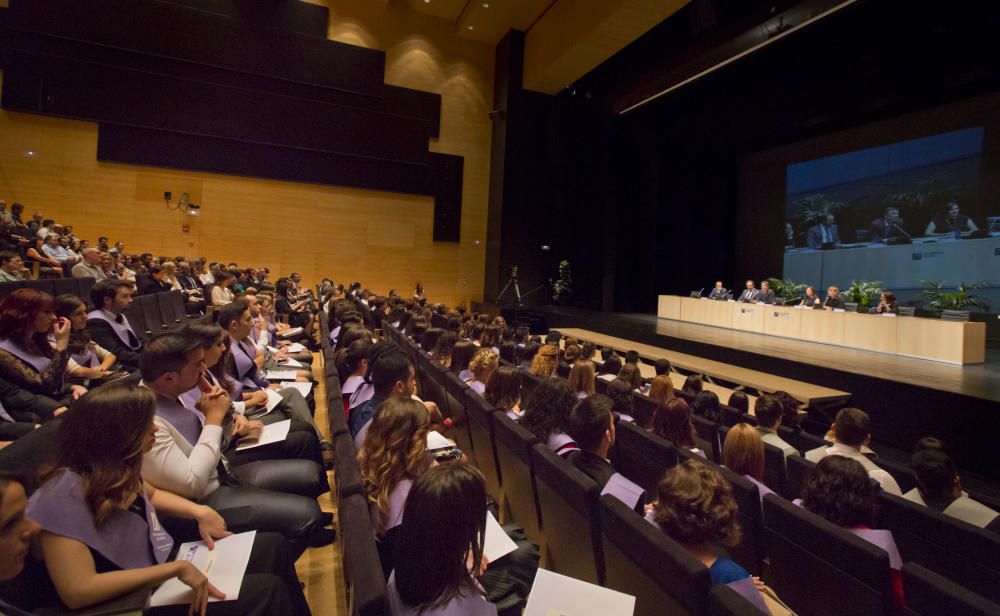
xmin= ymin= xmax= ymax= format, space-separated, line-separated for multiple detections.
xmin=400 ymin=0 xmax=468 ymax=21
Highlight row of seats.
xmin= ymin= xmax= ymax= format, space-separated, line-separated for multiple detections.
xmin=0 ymin=277 xmax=96 ymax=304
xmin=379 ymin=310 xmax=1000 ymax=616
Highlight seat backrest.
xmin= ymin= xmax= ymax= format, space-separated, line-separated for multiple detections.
xmin=879 ymin=492 xmax=1000 ymax=604
xmin=531 ymin=443 xmax=603 ymax=585
xmin=326 ymin=383 xmax=349 ymax=437
xmin=901 ymin=562 xmax=1000 ymax=616
xmin=50 ymin=277 xmax=79 ymax=299
xmin=492 ymin=412 xmax=542 ymax=543
xmin=463 ymin=388 xmax=502 ymax=500
xmin=334 ymin=432 xmax=365 ymax=505
xmin=23 ymin=278 xmax=56 ymax=297
xmin=762 ymin=442 xmax=787 ymax=496
xmin=419 ymin=359 xmax=449 ymax=412
xmin=0 ymin=280 xmax=25 ymax=301
xmin=441 ymin=371 xmax=474 ymax=459
xmin=609 ymin=421 xmax=678 ymax=496
xmin=692 ymin=415 xmax=719 ymax=461
xmin=122 ymin=301 xmax=149 ymax=338
xmin=630 ymin=393 xmax=657 ymax=427
xmin=339 ymin=493 xmax=390 ymax=616
xmin=785 ymin=454 xmax=814 ymax=501
xmin=600 ymin=494 xmax=711 ymax=616
xmin=75 ymin=277 xmax=96 ymax=307
xmin=873 ymin=457 xmax=918 ymax=494
xmin=719 ymin=405 xmax=744 ymax=428
xmin=708 ymin=584 xmax=770 ymax=616
xmin=138 ymin=295 xmax=166 ymax=331
xmin=795 ymin=430 xmax=829 ymax=454
xmin=763 ymin=494 xmax=893 ymax=616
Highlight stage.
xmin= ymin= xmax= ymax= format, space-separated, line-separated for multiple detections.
xmin=535 ymin=306 xmax=1000 ymax=483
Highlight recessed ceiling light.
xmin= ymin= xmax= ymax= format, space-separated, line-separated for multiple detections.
xmin=423 ymin=0 xmax=430 ymax=3
xmin=24 ymin=151 xmax=36 ymax=158
xmin=468 ymin=25 xmax=474 ymax=30
xmin=482 ymin=2 xmax=490 ymax=7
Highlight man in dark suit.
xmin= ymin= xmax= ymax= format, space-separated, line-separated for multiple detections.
xmin=736 ymin=280 xmax=759 ymax=303
xmin=868 ymin=206 xmax=909 ymax=243
xmin=757 ymin=281 xmax=777 ymax=305
xmin=567 ymin=395 xmax=645 ymax=513
xmin=137 ymin=265 xmax=172 ymax=295
xmin=708 ymin=281 xmax=728 ymax=299
xmin=806 ymin=214 xmax=841 ymax=249
xmin=823 ymin=286 xmax=846 ymax=310
xmin=86 ymin=280 xmax=143 ymax=371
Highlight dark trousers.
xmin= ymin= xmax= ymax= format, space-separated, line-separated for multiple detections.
xmin=227 ymin=430 xmax=327 ymax=486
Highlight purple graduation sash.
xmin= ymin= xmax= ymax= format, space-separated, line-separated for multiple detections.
xmin=0 ymin=400 xmax=16 ymax=423
xmin=231 ymin=338 xmax=263 ymax=390
xmin=87 ymin=309 xmax=141 ymax=350
xmin=154 ymin=391 xmax=204 ymax=446
xmin=848 ymin=528 xmax=902 ymax=570
xmin=601 ymin=473 xmax=645 ymax=511
xmin=384 ymin=479 xmax=413 ymax=534
xmin=469 ymin=380 xmax=486 ymax=395
xmin=547 ymin=432 xmax=579 ymax=458
xmin=725 ymin=577 xmax=771 ymax=614
xmin=27 ymin=470 xmax=173 ymax=569
xmin=387 ymin=572 xmax=497 ymax=616
xmin=71 ymin=347 xmax=100 ymax=369
xmin=0 ymin=338 xmax=52 ymax=374
xmin=746 ymin=475 xmax=776 ymax=505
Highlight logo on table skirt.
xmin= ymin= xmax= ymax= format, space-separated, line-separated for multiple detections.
xmin=912 ymin=253 xmax=922 ymax=260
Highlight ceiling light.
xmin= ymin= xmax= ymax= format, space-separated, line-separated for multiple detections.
xmin=467 ymin=25 xmax=474 ymax=30
xmin=423 ymin=0 xmax=430 ymax=3
xmin=24 ymin=151 xmax=36 ymax=158
xmin=482 ymin=2 xmax=490 ymax=6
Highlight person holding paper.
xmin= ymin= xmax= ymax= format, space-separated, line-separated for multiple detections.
xmin=567 ymin=395 xmax=646 ymax=513
xmin=139 ymin=334 xmax=334 ymax=554
xmin=242 ymin=293 xmax=313 ymax=372
xmin=388 ymin=464 xmax=498 ymax=616
xmin=22 ymin=384 xmax=311 ymax=616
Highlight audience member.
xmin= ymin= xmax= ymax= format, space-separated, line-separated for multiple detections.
xmin=467 ymin=348 xmax=499 ymax=395
xmin=805 ymin=408 xmax=901 ymax=495
xmin=54 ymin=295 xmax=120 ymax=386
xmin=752 ymin=395 xmax=797 ymax=458
xmin=727 ymin=391 xmax=749 ymax=415
xmin=485 ymin=366 xmax=522 ymax=420
xmin=520 ymin=377 xmax=579 ymax=458
xmin=605 ymin=378 xmax=636 ymax=422
xmin=682 ymin=374 xmax=703 ymax=395
xmin=450 ymin=339 xmax=478 ymax=381
xmin=0 ymin=472 xmax=42 ymax=616
xmin=617 ymin=363 xmax=644 ymax=393
xmin=348 ymin=351 xmax=416 ymax=444
xmin=905 ymin=445 xmax=1000 ymax=532
xmin=86 ymin=280 xmax=143 ymax=372
xmin=529 ymin=344 xmax=558 ymax=379
xmin=649 ymin=398 xmax=705 ymax=457
xmin=723 ymin=423 xmax=774 ymax=501
xmin=691 ymin=390 xmax=721 ymax=423
xmin=0 ymin=252 xmax=28 ymax=282
xmin=567 ymin=359 xmax=596 ymax=399
xmin=70 ymin=247 xmax=107 ymax=280
xmin=648 ymin=374 xmax=674 ymax=406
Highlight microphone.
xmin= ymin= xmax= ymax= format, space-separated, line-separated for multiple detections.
xmin=890 ymin=221 xmax=912 ymax=239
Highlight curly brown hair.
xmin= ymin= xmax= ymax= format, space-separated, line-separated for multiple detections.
xmin=359 ymin=398 xmax=432 ymax=535
xmin=530 ymin=344 xmax=558 ymax=378
xmin=654 ymin=460 xmax=742 ymax=548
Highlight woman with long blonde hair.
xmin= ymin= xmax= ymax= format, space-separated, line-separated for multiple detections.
xmin=529 ymin=344 xmax=558 ymax=379
xmin=358 ymin=398 xmax=433 ymax=578
xmin=467 ymin=348 xmax=499 ymax=395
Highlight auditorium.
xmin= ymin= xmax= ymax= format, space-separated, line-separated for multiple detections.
xmin=1 ymin=0 xmax=999 ymax=614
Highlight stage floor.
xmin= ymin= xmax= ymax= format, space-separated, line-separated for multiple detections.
xmin=546 ymin=308 xmax=1000 ymax=403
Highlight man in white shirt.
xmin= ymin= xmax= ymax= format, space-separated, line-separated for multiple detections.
xmin=139 ymin=334 xmax=333 ymax=555
xmin=753 ymin=395 xmax=798 ymax=458
xmin=805 ymin=408 xmax=901 ymax=495
xmin=904 ymin=447 xmax=1000 ymax=532
xmin=70 ymin=247 xmax=108 ymax=280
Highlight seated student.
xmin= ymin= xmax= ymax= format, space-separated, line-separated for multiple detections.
xmin=605 ymin=378 xmax=636 ymax=423
xmin=651 ymin=460 xmax=755 ymax=587
xmin=904 ymin=442 xmax=1000 ymax=533
xmin=498 ymin=340 xmax=516 ymax=365
xmin=55 ymin=295 xmax=122 ymax=386
xmin=450 ymin=339 xmax=479 ymax=382
xmin=0 ymin=290 xmax=84 ymax=421
xmin=388 ymin=464 xmax=498 ymax=616
xmin=802 ymin=456 xmax=903 ymax=611
xmin=520 ymin=378 xmax=579 ymax=458
xmin=139 ymin=336 xmax=334 ymax=554
xmin=0 ymin=472 xmax=43 ymax=616
xmin=617 ymin=363 xmax=644 ymax=393
xmin=467 ymin=348 xmax=499 ymax=395
xmin=727 ymin=391 xmax=749 ymax=415
xmin=527 ymin=343 xmax=559 ymax=380
xmin=752 ymin=395 xmax=797 ymax=458
xmin=180 ymin=322 xmax=325 ymax=469
xmin=567 ymin=359 xmax=596 ymax=399
xmin=580 ymin=341 xmax=596 ymax=362
xmin=567 ymin=394 xmax=645 ymax=513
xmin=210 ymin=271 xmax=237 ymax=306
xmin=558 ymin=344 xmax=581 ymax=378
xmin=597 ymin=353 xmax=622 ymax=381
xmin=805 ymin=408 xmax=901 ymax=495
xmin=723 ymin=423 xmax=775 ymax=502
xmin=485 ymin=366 xmax=522 ymax=420
xmin=649 ymin=398 xmax=705 ymax=458
xmin=515 ymin=342 xmax=540 ymax=371
xmin=22 ymin=385 xmax=311 ymax=616
xmin=338 ymin=339 xmax=373 ymax=413
xmin=348 ymin=350 xmax=416 ymax=443
xmin=654 ymin=358 xmax=672 ymax=376
xmin=244 ymin=293 xmax=312 ymax=368
xmin=479 ymin=325 xmax=501 ymax=354
xmin=691 ymin=391 xmax=721 ymax=423
xmin=682 ymin=374 xmax=703 ymax=395
xmin=137 ymin=265 xmax=173 ymax=295
xmin=430 ymin=331 xmax=457 ymax=368
xmin=359 ymin=398 xmax=434 ymax=579
xmin=87 ymin=280 xmax=143 ymax=372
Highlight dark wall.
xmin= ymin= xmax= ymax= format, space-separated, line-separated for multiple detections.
xmin=0 ymin=0 xmax=463 ymax=242
xmin=530 ymin=0 xmax=1000 ymax=312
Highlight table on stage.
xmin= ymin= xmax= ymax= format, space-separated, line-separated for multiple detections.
xmin=657 ymin=295 xmax=985 ymax=365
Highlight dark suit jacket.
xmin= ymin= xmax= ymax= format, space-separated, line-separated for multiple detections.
xmin=86 ymin=318 xmax=143 ymax=372
xmin=568 ymin=450 xmax=645 ymax=514
xmin=708 ymin=287 xmax=728 ymax=299
xmin=806 ymin=223 xmax=841 ymax=249
xmin=137 ymin=275 xmax=172 ymax=295
xmin=824 ymin=295 xmax=846 ymax=310
xmin=757 ymin=290 xmax=776 ymax=304
xmin=868 ymin=218 xmax=907 ymax=242
xmin=737 ymin=288 xmax=759 ymax=303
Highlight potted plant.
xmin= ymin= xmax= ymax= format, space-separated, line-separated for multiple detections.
xmin=551 ymin=260 xmax=573 ymax=306
xmin=765 ymin=277 xmax=806 ymax=304
xmin=844 ymin=280 xmax=884 ymax=312
xmin=920 ymin=280 xmax=990 ymax=312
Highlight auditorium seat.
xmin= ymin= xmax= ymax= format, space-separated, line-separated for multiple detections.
xmin=609 ymin=420 xmax=678 ymax=496
xmin=339 ymin=493 xmax=390 ymax=616
xmin=763 ymin=494 xmax=895 ymax=616
xmin=531 ymin=443 xmax=604 ymax=585
xmin=600 ymin=494 xmax=712 ymax=616
xmin=492 ymin=412 xmax=543 ymax=543
xmin=784 ymin=453 xmax=814 ymax=502
xmin=0 ymin=280 xmax=26 ymax=299
xmin=901 ymin=562 xmax=1000 ymax=616
xmin=873 ymin=456 xmax=918 ymax=494
xmin=333 ymin=431 xmax=365 ymax=506
xmin=519 ymin=369 xmax=542 ymax=401
xmin=50 ymin=276 xmax=79 ymax=298
xmin=23 ymin=278 xmax=56 ymax=297
xmin=794 ymin=430 xmax=829 ymax=454
xmin=692 ymin=415 xmax=720 ymax=461
xmin=762 ymin=442 xmax=788 ymax=496
xmin=441 ymin=370 xmax=474 ymax=461
xmin=630 ymin=392 xmax=657 ymax=426
xmin=708 ymin=583 xmax=770 ymax=616
xmin=418 ymin=359 xmax=448 ymax=416
xmin=719 ymin=405 xmax=745 ymax=428
xmin=0 ymin=419 xmax=62 ymax=487
xmin=122 ymin=301 xmax=151 ymax=339
xmin=75 ymin=276 xmax=96 ymax=307
xmin=464 ymin=388 xmax=502 ymax=499
xmin=879 ymin=492 xmax=1000 ymax=604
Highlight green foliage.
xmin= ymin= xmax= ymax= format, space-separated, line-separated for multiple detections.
xmin=551 ymin=260 xmax=573 ymax=302
xmin=919 ymin=280 xmax=990 ymax=312
xmin=844 ymin=280 xmax=884 ymax=309
xmin=792 ymin=194 xmax=848 ymax=226
xmin=765 ymin=277 xmax=806 ymax=302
